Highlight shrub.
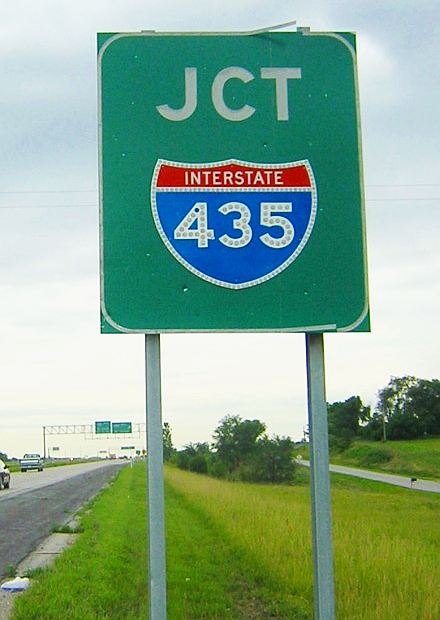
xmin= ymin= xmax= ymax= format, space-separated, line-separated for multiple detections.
xmin=360 ymin=447 xmax=393 ymax=467
xmin=207 ymin=458 xmax=229 ymax=479
xmin=188 ymin=454 xmax=209 ymax=474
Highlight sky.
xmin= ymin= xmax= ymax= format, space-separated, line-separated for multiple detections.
xmin=1 ymin=1 xmax=439 ymax=459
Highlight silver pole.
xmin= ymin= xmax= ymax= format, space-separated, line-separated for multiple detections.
xmin=305 ymin=333 xmax=335 ymax=620
xmin=145 ymin=334 xmax=167 ymax=620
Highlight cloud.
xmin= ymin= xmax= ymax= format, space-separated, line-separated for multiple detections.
xmin=357 ymin=34 xmax=397 ymax=105
xmin=1 ymin=0 xmax=439 ymax=457
xmin=0 ymin=205 xmax=98 ymax=285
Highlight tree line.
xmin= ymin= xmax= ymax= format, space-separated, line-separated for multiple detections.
xmin=327 ymin=375 xmax=440 ymax=449
xmin=163 ymin=417 xmax=297 ymax=484
xmin=162 ymin=375 xmax=439 ymax=483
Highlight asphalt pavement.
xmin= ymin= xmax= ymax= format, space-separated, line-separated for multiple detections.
xmin=298 ymin=459 xmax=440 ymax=493
xmin=0 ymin=461 xmax=126 ymax=578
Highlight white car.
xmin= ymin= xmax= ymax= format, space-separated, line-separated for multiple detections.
xmin=19 ymin=453 xmax=44 ymax=472
xmin=0 ymin=459 xmax=11 ymax=490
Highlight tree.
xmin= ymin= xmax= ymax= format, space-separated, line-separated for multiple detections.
xmin=327 ymin=396 xmax=370 ymax=450
xmin=163 ymin=422 xmax=175 ymax=461
xmin=212 ymin=415 xmax=266 ymax=473
xmin=363 ymin=376 xmax=440 ymax=440
xmin=247 ymin=436 xmax=297 ymax=483
xmin=378 ymin=376 xmax=422 ymax=440
xmin=406 ymin=379 xmax=440 ymax=436
xmin=176 ymin=416 xmax=298 ymax=484
xmin=176 ymin=442 xmax=210 ymax=473
xmin=377 ymin=376 xmax=418 ymax=419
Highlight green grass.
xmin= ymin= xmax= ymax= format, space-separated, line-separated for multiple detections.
xmin=293 ymin=437 xmax=440 ymax=480
xmin=165 ymin=467 xmax=440 ymax=620
xmin=12 ymin=466 xmax=148 ymax=620
xmin=11 ymin=463 xmax=440 ymax=619
xmin=11 ymin=463 xmax=305 ymax=620
xmin=5 ymin=564 xmax=17 ymax=578
xmin=51 ymin=524 xmax=84 ymax=534
xmin=165 ymin=482 xmax=306 ymax=618
xmin=329 ymin=438 xmax=440 ymax=479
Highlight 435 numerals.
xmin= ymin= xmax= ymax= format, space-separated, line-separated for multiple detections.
xmin=174 ymin=201 xmax=294 ymax=249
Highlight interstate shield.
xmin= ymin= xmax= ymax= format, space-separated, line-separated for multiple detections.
xmin=151 ymin=159 xmax=317 ymax=289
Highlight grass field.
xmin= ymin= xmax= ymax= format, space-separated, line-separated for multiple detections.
xmin=11 ymin=462 xmax=440 ymax=619
xmin=327 ymin=437 xmax=440 ymax=480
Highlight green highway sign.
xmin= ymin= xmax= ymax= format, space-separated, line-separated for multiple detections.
xmin=112 ymin=422 xmax=132 ymax=434
xmin=98 ymin=30 xmax=369 ymax=333
xmin=121 ymin=446 xmax=136 ymax=450
xmin=95 ymin=420 xmax=111 ymax=434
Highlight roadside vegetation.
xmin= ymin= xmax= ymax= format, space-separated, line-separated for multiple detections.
xmin=11 ymin=463 xmax=303 ymax=619
xmin=294 ymin=438 xmax=440 ymax=480
xmin=291 ymin=375 xmax=440 ymax=480
xmin=329 ymin=437 xmax=440 ymax=480
xmin=325 ymin=376 xmax=440 ymax=449
xmin=164 ymin=375 xmax=440 ymax=487
xmin=168 ymin=416 xmax=297 ymax=484
xmin=11 ymin=461 xmax=440 ymax=620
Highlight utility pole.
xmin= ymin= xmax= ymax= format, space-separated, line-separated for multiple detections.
xmin=382 ymin=414 xmax=387 ymax=442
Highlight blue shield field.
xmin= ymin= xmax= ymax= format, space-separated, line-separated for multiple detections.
xmin=151 ymin=159 xmax=317 ymax=289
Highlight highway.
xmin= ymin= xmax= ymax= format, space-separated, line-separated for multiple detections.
xmin=0 ymin=460 xmax=126 ymax=578
xmin=299 ymin=459 xmax=440 ymax=493
xmin=0 ymin=460 xmax=125 ymax=499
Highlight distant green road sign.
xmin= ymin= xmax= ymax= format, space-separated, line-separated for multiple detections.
xmin=98 ymin=30 xmax=369 ymax=333
xmin=112 ymin=422 xmax=132 ymax=434
xmin=95 ymin=421 xmax=111 ymax=434
xmin=121 ymin=446 xmax=136 ymax=450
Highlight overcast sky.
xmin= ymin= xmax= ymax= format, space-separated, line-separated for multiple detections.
xmin=1 ymin=1 xmax=439 ymax=458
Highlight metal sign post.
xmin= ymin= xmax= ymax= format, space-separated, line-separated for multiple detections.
xmin=98 ymin=28 xmax=369 ymax=619
xmin=306 ymin=333 xmax=335 ymax=620
xmin=145 ymin=334 xmax=167 ymax=620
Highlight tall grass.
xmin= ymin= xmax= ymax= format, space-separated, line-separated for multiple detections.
xmin=11 ymin=462 xmax=440 ymax=619
xmin=330 ymin=437 xmax=440 ymax=479
xmin=165 ymin=467 xmax=440 ymax=620
xmin=11 ymin=464 xmax=306 ymax=619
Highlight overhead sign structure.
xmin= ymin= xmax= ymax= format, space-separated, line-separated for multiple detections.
xmin=111 ymin=422 xmax=132 ymax=434
xmin=98 ymin=30 xmax=369 ymax=334
xmin=95 ymin=420 xmax=111 ymax=434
